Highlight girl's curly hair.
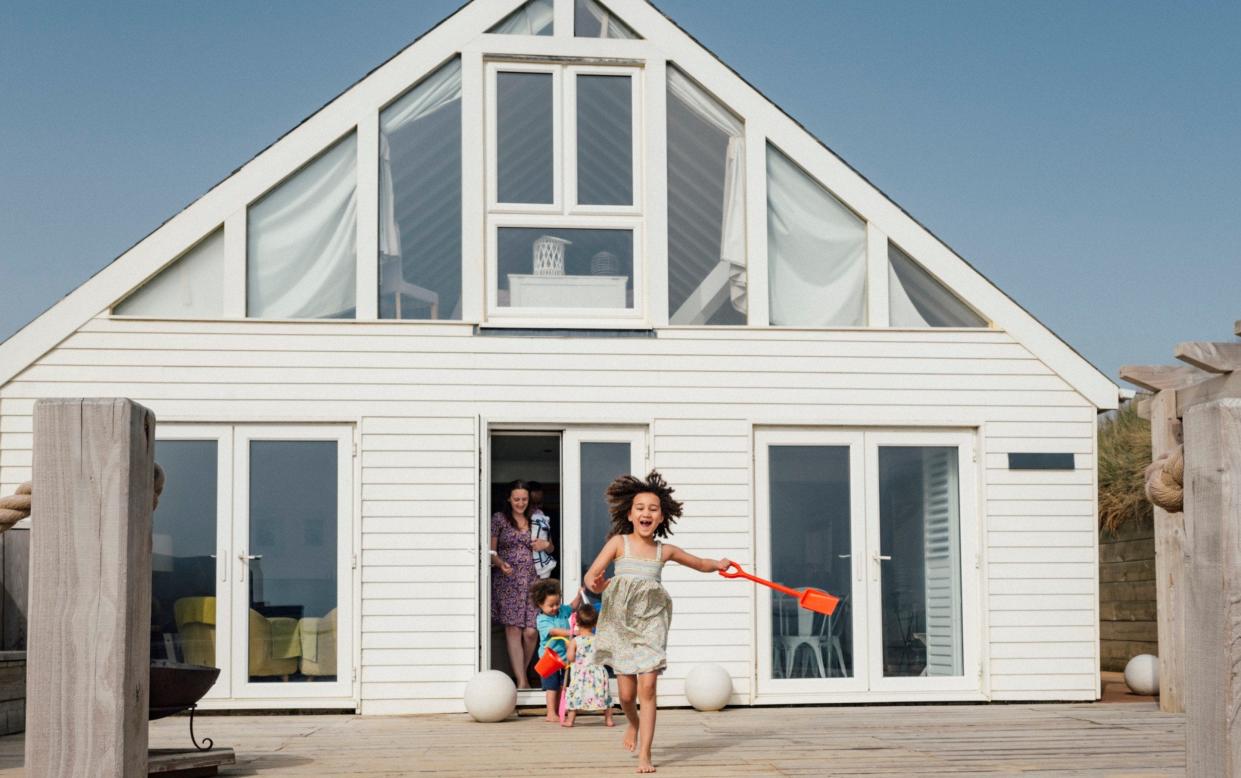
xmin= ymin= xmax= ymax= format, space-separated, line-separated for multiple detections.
xmin=605 ymin=470 xmax=682 ymax=539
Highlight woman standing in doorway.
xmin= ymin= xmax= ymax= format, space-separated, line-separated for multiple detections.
xmin=490 ymin=480 xmax=551 ymax=688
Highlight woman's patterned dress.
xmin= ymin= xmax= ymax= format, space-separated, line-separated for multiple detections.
xmin=490 ymin=512 xmax=538 ymax=629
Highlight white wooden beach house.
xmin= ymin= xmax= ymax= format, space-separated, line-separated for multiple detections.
xmin=0 ymin=0 xmax=1117 ymax=714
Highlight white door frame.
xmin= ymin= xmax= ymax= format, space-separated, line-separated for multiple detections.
xmin=864 ymin=429 xmax=981 ymax=694
xmin=154 ymin=425 xmax=235 ymax=702
xmin=229 ymin=425 xmax=355 ymax=703
xmin=754 ymin=427 xmax=982 ymax=703
xmin=479 ymin=423 xmax=647 ymax=705
xmin=561 ymin=427 xmax=648 ymax=598
xmin=754 ymin=428 xmax=868 ymax=698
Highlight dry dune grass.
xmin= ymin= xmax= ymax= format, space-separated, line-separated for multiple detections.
xmin=1098 ymin=402 xmax=1153 ymax=534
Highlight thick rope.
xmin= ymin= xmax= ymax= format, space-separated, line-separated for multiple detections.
xmin=1144 ymin=444 xmax=1184 ymax=513
xmin=0 ymin=463 xmax=165 ymax=533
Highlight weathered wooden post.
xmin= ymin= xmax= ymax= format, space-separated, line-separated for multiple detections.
xmin=25 ymin=398 xmax=154 ymax=778
xmin=1121 ymin=365 xmax=1205 ymax=712
xmin=1182 ymin=397 xmax=1241 ymax=774
xmin=1149 ymin=389 xmax=1186 ymax=713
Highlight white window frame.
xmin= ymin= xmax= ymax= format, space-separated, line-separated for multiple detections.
xmin=485 ymin=59 xmax=645 ymax=326
xmin=564 ymin=64 xmax=642 ymax=216
xmin=487 ymin=62 xmax=563 ymax=214
xmin=487 ymin=215 xmax=644 ymax=326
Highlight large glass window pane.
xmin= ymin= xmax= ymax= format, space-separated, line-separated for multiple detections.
xmin=878 ymin=446 xmax=963 ymax=677
xmin=766 ymin=145 xmax=866 ymax=326
xmin=497 ymin=72 xmax=555 ymax=204
xmin=497 ymin=227 xmax=633 ymax=309
xmin=489 ymin=0 xmax=554 ymax=35
xmin=888 ymin=243 xmax=986 ymax=328
xmin=380 ymin=59 xmax=463 ymax=320
xmin=116 ymin=229 xmax=224 ymax=317
xmin=667 ymin=68 xmax=746 ymax=325
xmin=248 ymin=134 xmax=357 ymax=319
xmin=151 ymin=441 xmax=218 ymax=668
xmin=576 ymin=74 xmax=633 ymax=206
xmin=579 ymin=442 xmax=629 ymax=582
xmin=768 ymin=446 xmax=853 ymax=679
xmin=574 ymin=0 xmax=639 ymax=38
xmin=247 ymin=441 xmax=338 ymax=682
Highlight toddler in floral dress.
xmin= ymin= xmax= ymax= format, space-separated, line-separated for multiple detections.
xmin=562 ymin=602 xmax=614 ymax=728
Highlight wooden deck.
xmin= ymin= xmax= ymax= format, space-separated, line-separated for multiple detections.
xmin=0 ymin=703 xmax=1184 ymax=776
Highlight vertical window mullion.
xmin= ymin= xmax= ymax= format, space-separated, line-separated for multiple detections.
xmin=356 ymin=112 xmax=380 ymax=320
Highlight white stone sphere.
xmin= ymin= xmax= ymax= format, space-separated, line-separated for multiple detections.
xmin=685 ymin=664 xmax=732 ymax=711
xmin=1124 ymin=654 xmax=1160 ymax=696
xmin=464 ymin=670 xmax=516 ymax=722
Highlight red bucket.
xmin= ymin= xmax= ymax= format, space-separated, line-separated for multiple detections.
xmin=534 ymin=638 xmax=568 ymax=678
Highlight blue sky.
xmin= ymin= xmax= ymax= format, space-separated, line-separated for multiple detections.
xmin=2 ymin=1 xmax=1238 ymax=383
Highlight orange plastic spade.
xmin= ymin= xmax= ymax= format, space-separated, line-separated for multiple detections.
xmin=719 ymin=562 xmax=840 ymax=616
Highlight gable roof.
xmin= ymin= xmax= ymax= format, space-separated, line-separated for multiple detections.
xmin=0 ymin=0 xmax=1118 ymax=409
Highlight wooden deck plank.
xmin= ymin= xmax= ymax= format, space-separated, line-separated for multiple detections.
xmin=0 ymin=703 xmax=1185 ymax=776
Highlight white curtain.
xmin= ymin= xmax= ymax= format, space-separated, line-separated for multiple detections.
xmin=248 ymin=134 xmax=357 ymax=319
xmin=380 ymin=58 xmax=462 ymax=258
xmin=667 ymin=67 xmax=746 ymax=319
xmin=490 ymin=0 xmax=554 ymax=35
xmin=766 ymin=145 xmax=866 ymax=327
xmin=888 ymin=243 xmax=986 ymax=327
xmin=576 ymin=0 xmax=639 ymax=39
xmin=115 ymin=228 xmax=224 ymax=317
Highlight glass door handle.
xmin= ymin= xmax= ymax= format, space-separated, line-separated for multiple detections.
xmin=238 ymin=552 xmax=263 ymax=581
xmin=873 ymin=552 xmax=892 ymax=562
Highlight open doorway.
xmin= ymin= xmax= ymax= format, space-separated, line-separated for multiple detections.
xmin=487 ymin=433 xmax=561 ymax=687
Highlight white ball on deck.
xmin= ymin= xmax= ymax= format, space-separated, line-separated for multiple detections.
xmin=1124 ymin=654 xmax=1159 ymax=696
xmin=685 ymin=663 xmax=732 ymax=711
xmin=464 ymin=670 xmax=516 ymax=722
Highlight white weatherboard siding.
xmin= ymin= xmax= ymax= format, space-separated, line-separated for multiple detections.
xmin=0 ymin=317 xmax=1099 ymax=709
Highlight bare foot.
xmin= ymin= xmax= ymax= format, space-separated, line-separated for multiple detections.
xmin=622 ymin=724 xmax=638 ymax=752
xmin=605 ymin=713 xmax=616 ymax=727
xmin=545 ymin=713 xmax=559 ymax=723
xmin=561 ymin=720 xmax=573 ymax=728
xmin=637 ymin=758 xmax=656 ymax=773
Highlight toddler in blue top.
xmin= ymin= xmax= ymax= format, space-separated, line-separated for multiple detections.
xmin=532 ymin=578 xmax=582 ymax=722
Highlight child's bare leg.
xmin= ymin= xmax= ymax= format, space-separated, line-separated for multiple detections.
xmin=604 ymin=707 xmax=616 ymax=726
xmin=562 ymin=710 xmax=576 ymax=728
xmin=636 ymin=672 xmax=658 ymax=773
xmin=545 ymin=688 xmax=560 ymax=722
xmin=617 ymin=674 xmax=639 ymax=752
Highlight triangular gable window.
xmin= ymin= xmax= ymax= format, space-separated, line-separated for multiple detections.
xmin=888 ymin=243 xmax=986 ymax=327
xmin=114 ymin=228 xmax=224 ymax=317
xmin=574 ymin=0 xmax=640 ymax=39
xmin=489 ymin=0 xmax=554 ymax=36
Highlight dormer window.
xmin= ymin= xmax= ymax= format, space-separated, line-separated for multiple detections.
xmin=486 ymin=62 xmax=642 ymax=324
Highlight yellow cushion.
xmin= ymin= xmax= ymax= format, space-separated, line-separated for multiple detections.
xmin=174 ymin=596 xmax=216 ymax=627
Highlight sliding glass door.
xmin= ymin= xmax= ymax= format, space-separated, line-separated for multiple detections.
xmin=865 ymin=430 xmax=977 ymax=693
xmin=756 ymin=429 xmax=978 ymax=699
xmin=560 ymin=428 xmax=647 ymax=598
xmin=152 ymin=425 xmax=354 ymax=706
xmin=755 ymin=431 xmax=867 ymax=694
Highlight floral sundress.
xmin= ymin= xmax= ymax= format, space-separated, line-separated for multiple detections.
xmin=593 ymin=535 xmax=672 ymax=675
xmin=564 ymin=634 xmax=612 ymax=711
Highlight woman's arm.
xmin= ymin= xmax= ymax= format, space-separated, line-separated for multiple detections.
xmin=584 ymin=535 xmax=622 ymax=593
xmin=489 ymin=520 xmax=512 ymax=576
xmin=665 ymin=544 xmax=731 ymax=574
